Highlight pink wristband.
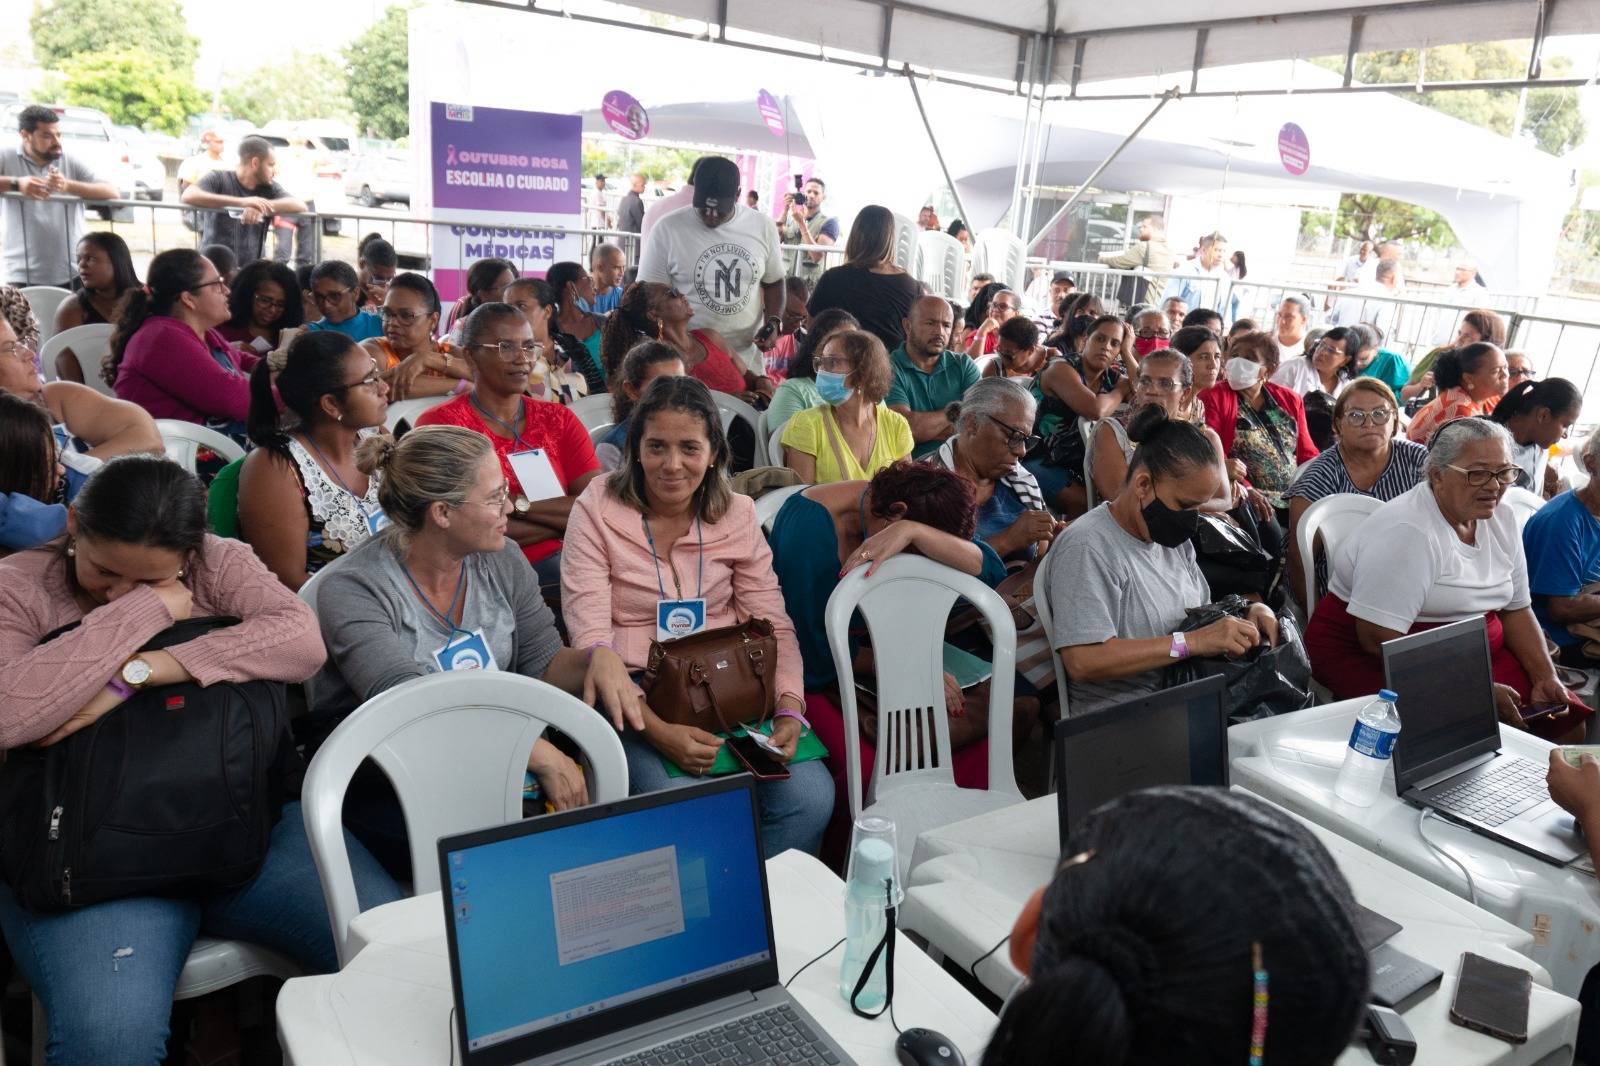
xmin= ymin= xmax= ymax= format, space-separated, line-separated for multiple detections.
xmin=774 ymin=707 xmax=810 ymax=734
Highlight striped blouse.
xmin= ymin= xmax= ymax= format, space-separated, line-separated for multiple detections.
xmin=1289 ymin=438 xmax=1428 ymax=596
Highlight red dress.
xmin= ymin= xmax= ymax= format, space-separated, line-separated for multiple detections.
xmin=688 ymin=330 xmax=748 ymax=396
xmin=416 ymin=395 xmax=599 ymax=565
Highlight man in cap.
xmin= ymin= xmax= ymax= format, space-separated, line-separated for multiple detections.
xmin=637 ymin=155 xmax=787 ymax=373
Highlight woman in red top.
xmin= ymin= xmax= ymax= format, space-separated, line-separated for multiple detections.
xmin=599 ymin=283 xmax=773 ymax=407
xmin=416 ymin=303 xmax=599 ymax=585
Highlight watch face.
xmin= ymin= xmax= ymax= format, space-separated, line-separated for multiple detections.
xmin=122 ymin=658 xmax=153 ymax=686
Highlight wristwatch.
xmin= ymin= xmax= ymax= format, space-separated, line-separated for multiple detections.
xmin=1168 ymin=631 xmax=1190 ymax=660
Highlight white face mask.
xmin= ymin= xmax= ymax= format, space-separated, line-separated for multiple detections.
xmin=1226 ymin=356 xmax=1262 ymax=392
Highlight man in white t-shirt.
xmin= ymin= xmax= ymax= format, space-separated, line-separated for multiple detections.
xmin=637 ymin=156 xmax=786 ymax=373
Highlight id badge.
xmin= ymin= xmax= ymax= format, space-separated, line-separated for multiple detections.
xmin=434 ymin=628 xmax=498 ymax=672
xmin=656 ymin=598 xmax=707 ymax=642
xmin=365 ymin=508 xmax=389 ymax=536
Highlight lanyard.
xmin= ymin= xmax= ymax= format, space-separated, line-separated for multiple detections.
xmin=399 ymin=557 xmax=472 ymax=644
xmin=469 ymin=392 xmax=530 ymax=451
xmin=641 ymin=515 xmax=703 ymax=600
xmin=298 ymin=432 xmax=371 ymax=516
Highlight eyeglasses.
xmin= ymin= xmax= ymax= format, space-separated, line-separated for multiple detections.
xmin=1341 ymin=407 xmax=1393 ymax=427
xmin=1136 ymin=374 xmax=1181 ymax=392
xmin=814 ymin=355 xmax=852 ymax=373
xmin=336 ymin=368 xmax=384 ymax=391
xmin=1508 ymin=367 xmax=1534 ymax=380
xmin=252 ymin=293 xmax=287 ymax=311
xmin=378 ymin=308 xmax=429 ymax=326
xmin=471 ymin=340 xmax=545 ymax=361
xmin=1134 ymin=328 xmax=1170 ymax=340
xmin=457 ymin=484 xmax=512 ymax=510
xmin=312 ymin=287 xmax=353 ymax=305
xmin=191 ymin=278 xmax=227 ymax=293
xmin=987 ymin=414 xmax=1040 ymax=452
xmin=1445 ymin=464 xmax=1521 ymax=487
xmin=0 ymin=341 xmax=33 ymax=361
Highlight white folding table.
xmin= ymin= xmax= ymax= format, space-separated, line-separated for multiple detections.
xmin=901 ymin=793 xmax=1582 ymax=1065
xmin=276 ymin=850 xmax=998 ymax=1065
xmin=1229 ymin=698 xmax=1600 ymax=997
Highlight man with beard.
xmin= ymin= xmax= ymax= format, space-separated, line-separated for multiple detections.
xmin=1 ymin=105 xmax=118 ymax=286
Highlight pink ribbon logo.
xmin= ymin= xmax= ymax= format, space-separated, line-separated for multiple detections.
xmin=446 ymin=145 xmax=457 ymax=166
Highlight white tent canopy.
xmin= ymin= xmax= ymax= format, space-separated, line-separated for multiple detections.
xmin=471 ymin=0 xmax=1600 ymax=94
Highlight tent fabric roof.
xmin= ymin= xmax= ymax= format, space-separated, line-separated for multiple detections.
xmin=610 ymin=0 xmax=1600 ymax=89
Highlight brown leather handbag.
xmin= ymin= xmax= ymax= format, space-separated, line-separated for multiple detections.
xmin=642 ymin=618 xmax=778 ymax=733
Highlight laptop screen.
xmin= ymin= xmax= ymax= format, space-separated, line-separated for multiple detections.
xmin=1382 ymin=615 xmax=1499 ymax=792
xmin=441 ymin=780 xmax=775 ymax=1057
xmin=1053 ymin=675 xmax=1228 ymax=845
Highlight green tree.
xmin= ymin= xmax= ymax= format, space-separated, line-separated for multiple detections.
xmin=57 ymin=49 xmax=206 ymax=135
xmin=344 ymin=5 xmax=410 ymax=140
xmin=31 ymin=0 xmax=197 ymax=70
xmin=1334 ymin=193 xmax=1458 ymax=246
xmin=222 ymin=52 xmax=355 ymax=127
xmin=1330 ymin=41 xmax=1587 ymax=157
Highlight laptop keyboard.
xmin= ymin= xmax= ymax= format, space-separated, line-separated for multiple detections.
xmin=1432 ymin=757 xmax=1549 ymax=826
xmin=608 ymin=1004 xmax=840 ymax=1066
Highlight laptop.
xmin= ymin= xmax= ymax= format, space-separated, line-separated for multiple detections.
xmin=438 ymin=776 xmax=856 ymax=1066
xmin=1051 ymin=675 xmax=1229 ymax=849
xmin=1382 ymin=616 xmax=1583 ymax=866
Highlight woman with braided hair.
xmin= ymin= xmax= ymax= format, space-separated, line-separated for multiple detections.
xmin=985 ymin=787 xmax=1366 ymax=1066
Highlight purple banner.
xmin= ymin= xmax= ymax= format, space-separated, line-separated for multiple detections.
xmin=602 ymin=90 xmax=649 ymax=140
xmin=431 ymin=102 xmax=581 ymax=214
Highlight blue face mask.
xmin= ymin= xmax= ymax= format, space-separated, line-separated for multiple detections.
xmin=816 ymin=368 xmax=854 ymax=405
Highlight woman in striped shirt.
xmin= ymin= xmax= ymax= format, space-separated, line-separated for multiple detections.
xmin=1286 ymin=378 xmax=1427 ymax=610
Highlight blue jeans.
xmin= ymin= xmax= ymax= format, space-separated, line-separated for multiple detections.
xmin=620 ymin=732 xmax=834 ymax=859
xmin=0 ymin=802 xmax=401 ymax=1066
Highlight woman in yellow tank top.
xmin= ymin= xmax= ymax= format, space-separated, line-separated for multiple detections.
xmin=779 ymin=329 xmax=912 ymax=484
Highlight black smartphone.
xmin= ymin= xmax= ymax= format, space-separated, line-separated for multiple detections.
xmin=1521 ymin=702 xmax=1567 ymax=723
xmin=725 ymin=733 xmax=790 ymax=780
xmin=1449 ymin=952 xmax=1531 ymax=1044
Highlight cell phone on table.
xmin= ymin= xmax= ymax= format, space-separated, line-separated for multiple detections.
xmin=1448 ymin=952 xmax=1531 ymax=1044
xmin=726 ymin=733 xmax=790 ymax=781
xmin=1521 ymin=702 xmax=1567 ymax=723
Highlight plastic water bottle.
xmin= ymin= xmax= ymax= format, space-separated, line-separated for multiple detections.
xmin=839 ymin=817 xmax=901 ymax=1011
xmin=1334 ymin=689 xmax=1402 ymax=806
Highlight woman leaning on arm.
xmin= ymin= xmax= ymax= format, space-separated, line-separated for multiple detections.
xmin=0 ymin=455 xmax=401 ymax=1064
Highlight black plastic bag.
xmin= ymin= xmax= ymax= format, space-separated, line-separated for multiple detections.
xmin=1166 ymin=598 xmax=1314 ymax=723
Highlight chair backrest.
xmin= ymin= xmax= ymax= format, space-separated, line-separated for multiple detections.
xmin=1501 ymin=485 xmax=1544 ymax=533
xmin=38 ymin=323 xmax=115 ymax=393
xmin=588 ymin=421 xmax=616 ymax=448
xmin=916 ymin=230 xmax=968 ymax=302
xmin=567 ymin=392 xmax=615 ymax=432
xmin=301 ymin=672 xmax=630 ymax=967
xmin=891 ymin=212 xmax=921 ymax=274
xmin=1295 ymin=492 xmax=1382 ymax=618
xmin=824 ymin=555 xmax=1021 ymax=817
xmin=20 ymin=286 xmax=72 ymax=345
xmin=1032 ymin=544 xmax=1070 ymax=718
xmin=1081 ymin=419 xmax=1101 ymax=508
xmin=766 ymin=418 xmax=789 ymax=468
xmin=972 ymin=229 xmax=1026 ymax=293
xmin=755 ymin=483 xmax=806 ymax=532
xmin=382 ymin=395 xmax=449 ymax=432
xmin=155 ymin=419 xmax=246 ymax=471
xmin=714 ymin=392 xmax=764 ymax=447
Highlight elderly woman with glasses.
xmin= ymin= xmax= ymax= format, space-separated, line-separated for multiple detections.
xmin=1304 ymin=418 xmax=1589 ymax=740
xmin=365 ymin=272 xmax=472 ymax=400
xmin=416 ymin=303 xmax=600 ymax=585
xmin=1284 ymin=379 xmax=1426 ymax=610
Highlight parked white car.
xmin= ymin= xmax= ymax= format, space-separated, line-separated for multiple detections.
xmin=113 ymin=125 xmax=167 ymax=201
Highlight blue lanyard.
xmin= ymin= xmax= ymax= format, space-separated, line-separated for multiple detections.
xmin=641 ymin=515 xmax=703 ymax=600
xmin=399 ymin=557 xmax=472 ymax=644
xmin=297 ymin=432 xmax=371 ymax=517
xmin=469 ymin=392 xmax=530 ymax=451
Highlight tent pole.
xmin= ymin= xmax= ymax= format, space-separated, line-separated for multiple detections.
xmin=1007 ymin=37 xmax=1038 ymax=235
xmin=1025 ymin=86 xmax=1178 ymax=253
xmin=1020 ymin=33 xmax=1055 ymax=239
xmin=905 ymin=70 xmax=974 ymax=233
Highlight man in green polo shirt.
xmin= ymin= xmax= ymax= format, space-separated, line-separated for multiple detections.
xmin=888 ymin=295 xmax=980 ymax=458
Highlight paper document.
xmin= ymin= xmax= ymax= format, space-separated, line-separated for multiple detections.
xmin=508 ymin=448 xmax=566 ymax=504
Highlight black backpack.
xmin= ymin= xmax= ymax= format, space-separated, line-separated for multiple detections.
xmin=0 ymin=617 xmax=300 ymax=910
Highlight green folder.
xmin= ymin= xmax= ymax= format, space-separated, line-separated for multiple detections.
xmin=662 ymin=718 xmax=828 ymax=778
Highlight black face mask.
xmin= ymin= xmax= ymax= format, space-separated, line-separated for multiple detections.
xmin=1141 ymin=492 xmax=1200 ymax=548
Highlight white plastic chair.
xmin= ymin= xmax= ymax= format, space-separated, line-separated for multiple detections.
xmin=1295 ymin=493 xmax=1382 ymax=620
xmin=383 ymin=395 xmax=449 ymax=432
xmin=891 ymin=212 xmax=921 ymax=274
xmin=916 ymin=230 xmax=968 ymax=302
xmin=1501 ymin=485 xmax=1545 ymax=533
xmin=154 ymin=419 xmax=245 ymax=472
xmin=1031 ymin=544 xmax=1070 ymax=720
xmin=1080 ymin=419 xmax=1101 ymax=508
xmin=755 ymin=484 xmax=806 ymax=532
xmin=19 ymin=286 xmax=71 ymax=345
xmin=567 ymin=392 xmax=614 ymax=433
xmin=766 ymin=420 xmax=789 ymax=468
xmin=38 ymin=323 xmax=114 ymax=391
xmin=588 ymin=421 xmax=616 ymax=448
xmin=824 ymin=555 xmax=1023 ymax=879
xmin=714 ymin=392 xmax=764 ymax=448
xmin=301 ymin=672 xmax=630 ymax=967
xmin=971 ymin=229 xmax=1026 ymax=293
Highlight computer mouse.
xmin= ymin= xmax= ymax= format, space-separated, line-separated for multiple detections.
xmin=895 ymin=1027 xmax=965 ymax=1066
